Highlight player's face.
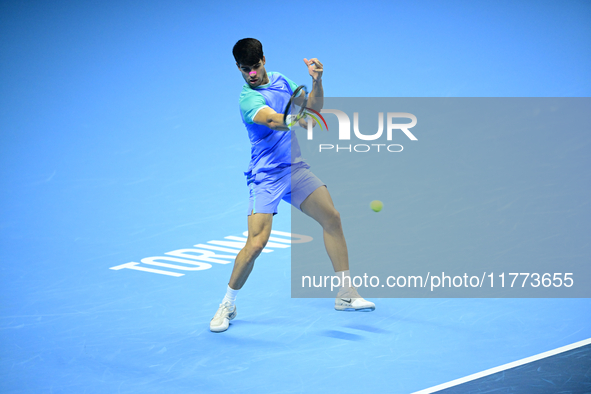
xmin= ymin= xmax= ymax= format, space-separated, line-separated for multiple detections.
xmin=237 ymin=57 xmax=269 ymax=88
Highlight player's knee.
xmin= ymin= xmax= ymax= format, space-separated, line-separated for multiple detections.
xmin=248 ymin=237 xmax=268 ymax=257
xmin=324 ymin=208 xmax=342 ymax=231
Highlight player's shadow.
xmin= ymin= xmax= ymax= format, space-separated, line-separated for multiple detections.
xmin=343 ymin=323 xmax=389 ymax=334
xmin=318 ymin=330 xmax=364 ymax=341
xmin=233 ymin=317 xmax=293 ymax=326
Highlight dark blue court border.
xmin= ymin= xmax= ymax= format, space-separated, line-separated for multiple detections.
xmin=435 ymin=344 xmax=591 ymax=394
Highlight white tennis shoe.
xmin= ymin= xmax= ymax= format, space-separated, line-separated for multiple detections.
xmin=210 ymin=302 xmax=237 ymax=332
xmin=335 ymin=287 xmax=375 ymax=311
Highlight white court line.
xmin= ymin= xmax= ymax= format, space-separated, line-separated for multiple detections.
xmin=412 ymin=337 xmax=591 ymax=394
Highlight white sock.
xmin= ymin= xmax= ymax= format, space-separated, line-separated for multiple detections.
xmin=338 ymin=270 xmax=352 ymax=289
xmin=222 ymin=285 xmax=239 ymax=306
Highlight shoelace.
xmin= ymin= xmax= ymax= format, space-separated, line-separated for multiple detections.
xmin=215 ymin=302 xmax=233 ymax=318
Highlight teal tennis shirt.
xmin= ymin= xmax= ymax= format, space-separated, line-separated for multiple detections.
xmin=239 ymin=72 xmax=308 ymax=183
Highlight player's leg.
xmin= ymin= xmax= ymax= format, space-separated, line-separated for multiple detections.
xmin=300 ymin=186 xmax=348 ymax=273
xmin=300 ymin=185 xmax=375 ymax=311
xmin=211 ymin=170 xmax=289 ymax=333
xmin=229 ymin=212 xmax=273 ymax=290
xmin=210 ymin=212 xmax=273 ymax=332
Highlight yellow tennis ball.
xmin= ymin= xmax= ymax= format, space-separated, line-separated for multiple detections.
xmin=370 ymin=200 xmax=383 ymax=212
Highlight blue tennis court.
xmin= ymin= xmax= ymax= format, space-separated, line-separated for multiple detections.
xmin=1 ymin=1 xmax=590 ymax=393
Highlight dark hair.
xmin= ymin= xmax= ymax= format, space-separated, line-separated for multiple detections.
xmin=233 ymin=38 xmax=264 ymax=66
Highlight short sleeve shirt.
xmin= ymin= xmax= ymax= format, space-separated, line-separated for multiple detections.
xmin=238 ymin=72 xmax=307 ymax=181
xmin=239 ymin=72 xmax=299 ymax=124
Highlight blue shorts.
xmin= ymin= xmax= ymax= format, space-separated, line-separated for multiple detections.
xmin=247 ymin=165 xmax=325 ymax=215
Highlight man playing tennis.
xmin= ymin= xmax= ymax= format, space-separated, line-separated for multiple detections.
xmin=210 ymin=38 xmax=375 ymax=332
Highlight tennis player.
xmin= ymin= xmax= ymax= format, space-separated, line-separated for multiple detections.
xmin=210 ymin=38 xmax=375 ymax=332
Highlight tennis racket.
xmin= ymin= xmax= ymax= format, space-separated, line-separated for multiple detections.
xmin=283 ymin=85 xmax=308 ymax=127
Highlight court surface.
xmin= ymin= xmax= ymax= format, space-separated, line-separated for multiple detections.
xmin=2 ymin=134 xmax=590 ymax=392
xmin=1 ymin=1 xmax=591 ymax=393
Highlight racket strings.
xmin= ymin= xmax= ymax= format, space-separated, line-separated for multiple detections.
xmin=285 ymin=85 xmax=310 ymax=127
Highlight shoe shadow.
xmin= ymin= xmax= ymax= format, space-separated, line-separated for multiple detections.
xmin=318 ymin=330 xmax=364 ymax=341
xmin=343 ymin=323 xmax=389 ymax=334
xmin=231 ymin=317 xmax=292 ymax=326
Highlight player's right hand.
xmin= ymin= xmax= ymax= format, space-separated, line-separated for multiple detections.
xmin=285 ymin=114 xmax=298 ymax=126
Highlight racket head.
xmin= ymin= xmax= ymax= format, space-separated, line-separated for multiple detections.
xmin=283 ymin=85 xmax=308 ymax=126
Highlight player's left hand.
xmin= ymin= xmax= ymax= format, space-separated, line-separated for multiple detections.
xmin=304 ymin=58 xmax=323 ymax=82
xmin=298 ymin=116 xmax=317 ymax=129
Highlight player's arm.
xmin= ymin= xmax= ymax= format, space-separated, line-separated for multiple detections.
xmin=305 ymin=58 xmax=323 ymax=112
xmin=253 ymin=107 xmax=290 ymax=131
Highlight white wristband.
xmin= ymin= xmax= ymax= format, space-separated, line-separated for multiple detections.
xmin=285 ymin=114 xmax=298 ymax=126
